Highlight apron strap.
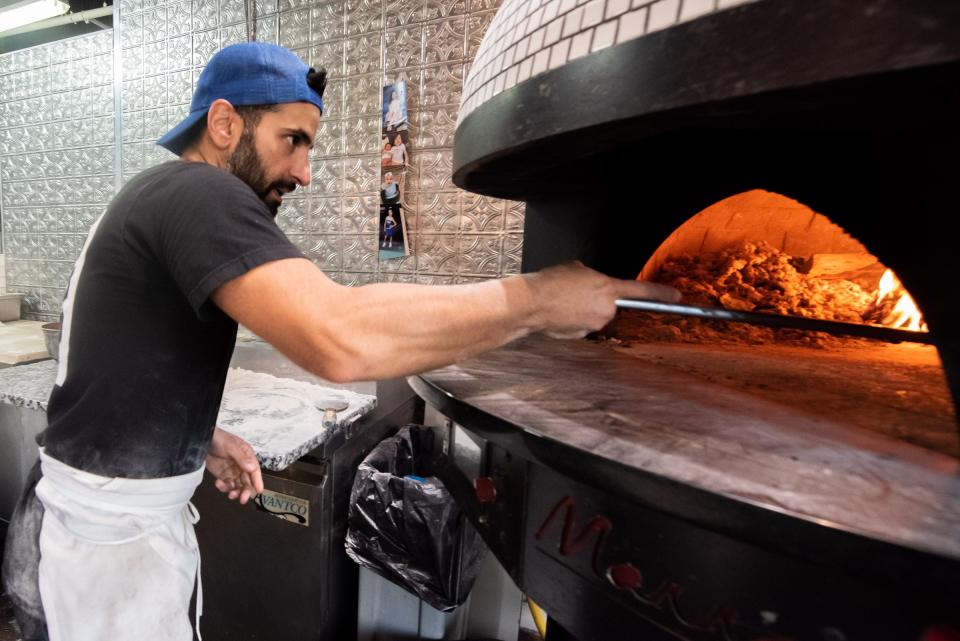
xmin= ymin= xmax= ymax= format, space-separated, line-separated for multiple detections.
xmin=186 ymin=501 xmax=203 ymax=641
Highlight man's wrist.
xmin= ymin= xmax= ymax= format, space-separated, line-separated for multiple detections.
xmin=502 ymin=273 xmax=543 ymax=335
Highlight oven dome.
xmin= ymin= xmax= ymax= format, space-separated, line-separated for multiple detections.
xmin=459 ymin=0 xmax=758 ymax=125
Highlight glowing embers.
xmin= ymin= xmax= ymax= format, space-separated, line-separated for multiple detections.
xmin=866 ymin=269 xmax=927 ymax=332
xmin=615 ymin=190 xmax=929 ymax=347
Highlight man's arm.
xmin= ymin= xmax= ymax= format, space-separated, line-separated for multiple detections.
xmin=212 ymin=258 xmax=678 ymax=382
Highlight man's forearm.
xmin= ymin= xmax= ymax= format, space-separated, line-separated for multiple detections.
xmin=303 ymin=276 xmax=538 ymax=381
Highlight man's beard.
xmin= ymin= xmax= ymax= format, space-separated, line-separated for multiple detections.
xmin=227 ymin=127 xmax=296 ymax=216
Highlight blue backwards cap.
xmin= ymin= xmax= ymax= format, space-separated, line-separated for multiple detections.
xmin=157 ymin=42 xmax=324 ymax=156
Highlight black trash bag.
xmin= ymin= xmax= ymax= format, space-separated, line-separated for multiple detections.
xmin=346 ymin=424 xmax=485 ymax=612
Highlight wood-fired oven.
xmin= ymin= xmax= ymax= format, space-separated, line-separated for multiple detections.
xmin=409 ymin=1 xmax=960 ymax=640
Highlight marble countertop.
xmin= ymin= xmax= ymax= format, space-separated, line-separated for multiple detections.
xmin=0 ymin=344 xmax=377 ymax=471
xmin=0 ymin=358 xmax=55 ymax=411
xmin=217 ymin=367 xmax=376 ymax=470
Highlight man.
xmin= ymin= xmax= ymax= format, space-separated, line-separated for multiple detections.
xmin=1 ymin=42 xmax=678 ymax=641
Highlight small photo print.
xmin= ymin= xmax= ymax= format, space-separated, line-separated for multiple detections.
xmin=382 ymin=81 xmax=409 ymax=133
xmin=380 ymin=129 xmax=410 ymax=169
xmin=379 ymin=171 xmax=409 ymax=260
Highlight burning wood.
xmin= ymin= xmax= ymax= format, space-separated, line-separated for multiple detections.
xmin=605 ymin=242 xmax=926 ymax=347
xmin=863 ymin=269 xmax=928 ymax=332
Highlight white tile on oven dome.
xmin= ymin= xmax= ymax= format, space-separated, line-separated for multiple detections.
xmin=517 ymin=56 xmax=533 ymax=82
xmin=531 ymin=48 xmax=550 ymax=76
xmin=542 ymin=0 xmax=561 ymax=24
xmin=548 ymin=38 xmax=572 ymax=70
xmin=646 ymin=0 xmax=681 ymax=33
xmin=561 ymin=5 xmax=585 ymax=38
xmin=544 ymin=16 xmax=564 ymax=47
xmin=557 ymin=0 xmax=577 ymax=16
xmin=581 ymin=0 xmax=604 ymax=29
xmin=681 ymin=0 xmax=718 ymax=21
xmin=458 ymin=0 xmax=759 ymax=126
xmin=567 ymin=28 xmax=593 ymax=61
xmin=616 ymin=7 xmax=648 ymax=44
xmin=590 ymin=19 xmax=617 ymax=52
xmin=605 ymin=0 xmax=630 ymax=21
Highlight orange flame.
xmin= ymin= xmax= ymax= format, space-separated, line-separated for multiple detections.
xmin=873 ymin=269 xmax=927 ymax=332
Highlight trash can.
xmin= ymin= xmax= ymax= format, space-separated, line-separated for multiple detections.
xmin=346 ymin=425 xmax=486 ymax=640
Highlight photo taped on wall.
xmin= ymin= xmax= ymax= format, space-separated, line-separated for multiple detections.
xmin=381 ymin=128 xmax=410 ymax=169
xmin=379 ymin=169 xmax=409 ymax=260
xmin=382 ymin=81 xmax=409 ymax=133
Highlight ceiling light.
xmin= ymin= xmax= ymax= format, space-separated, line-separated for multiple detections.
xmin=0 ymin=0 xmax=71 ymax=35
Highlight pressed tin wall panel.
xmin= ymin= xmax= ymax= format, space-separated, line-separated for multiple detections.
xmin=0 ymin=31 xmax=115 ymax=321
xmin=1 ymin=0 xmax=522 ymax=320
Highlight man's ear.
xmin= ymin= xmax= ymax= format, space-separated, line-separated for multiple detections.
xmin=205 ymin=99 xmax=243 ymax=151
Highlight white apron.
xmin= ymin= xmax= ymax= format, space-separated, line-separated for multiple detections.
xmin=34 ymin=449 xmax=205 ymax=641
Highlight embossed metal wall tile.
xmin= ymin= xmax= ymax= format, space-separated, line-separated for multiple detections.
xmin=310 ymin=159 xmax=344 ymax=195
xmin=413 ymin=106 xmax=457 ymax=148
xmin=344 ymin=33 xmax=383 ymax=76
xmin=340 ymin=271 xmax=378 ymax=286
xmin=346 ymin=0 xmax=385 ymax=36
xmin=341 ymin=194 xmax=379 ymax=233
xmin=458 ymin=233 xmax=502 ymax=276
xmin=343 ymin=73 xmax=383 ymax=116
xmin=415 ymin=273 xmax=456 ymax=285
xmin=310 ymin=234 xmax=346 ymax=271
xmin=255 ymin=16 xmax=281 ymax=44
xmin=413 ymin=234 xmax=459 ymax=274
xmin=310 ymin=196 xmax=343 ymax=233
xmin=426 ymin=0 xmax=467 ymax=21
xmin=321 ymin=77 xmax=346 ymax=118
xmin=193 ymin=0 xmax=219 ymax=31
xmin=424 ymin=16 xmax=467 ymax=64
xmin=420 ymin=60 xmax=464 ymax=106
xmin=385 ymin=24 xmax=423 ymax=70
xmin=315 ymin=117 xmax=347 ymax=157
xmin=460 ymin=192 xmax=505 ymax=233
xmin=280 ymin=9 xmax=312 ymax=49
xmin=502 ymin=232 xmax=523 ymax=273
xmin=341 ymin=232 xmax=378 ymax=271
xmin=413 ymin=191 xmax=460 ymax=233
xmin=417 ymin=149 xmax=454 ymax=191
xmin=2 ymin=0 xmax=523 ymax=317
xmin=343 ymin=114 xmax=380 ymax=155
xmin=341 ymin=155 xmax=380 ymax=194
xmin=465 ymin=10 xmax=494 ymax=60
xmin=311 ymin=2 xmax=347 ymax=42
xmin=386 ymin=0 xmax=424 ymax=28
xmin=312 ymin=39 xmax=346 ymax=77
xmin=0 ymin=32 xmax=115 ymax=320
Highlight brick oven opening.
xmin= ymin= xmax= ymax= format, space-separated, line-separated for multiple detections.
xmin=601 ymin=189 xmax=958 ymax=459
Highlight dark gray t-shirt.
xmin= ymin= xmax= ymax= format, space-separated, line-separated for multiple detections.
xmin=41 ymin=161 xmax=303 ymax=478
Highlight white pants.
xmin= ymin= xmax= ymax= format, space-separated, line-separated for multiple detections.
xmin=34 ymin=449 xmax=205 ymax=641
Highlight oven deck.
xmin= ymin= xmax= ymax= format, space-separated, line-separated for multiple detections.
xmin=412 ymin=336 xmax=960 ymax=640
xmin=613 ymin=339 xmax=956 ymax=458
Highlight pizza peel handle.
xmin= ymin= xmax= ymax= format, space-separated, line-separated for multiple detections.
xmin=614 ymin=299 xmax=935 ymax=345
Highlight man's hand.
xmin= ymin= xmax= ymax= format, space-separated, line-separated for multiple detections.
xmin=206 ymin=427 xmax=264 ymax=504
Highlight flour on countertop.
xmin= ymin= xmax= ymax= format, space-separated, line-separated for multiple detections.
xmin=217 ymin=368 xmax=377 ymax=470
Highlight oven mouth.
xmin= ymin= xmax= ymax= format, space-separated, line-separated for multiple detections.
xmin=594 ymin=189 xmax=957 ymax=460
